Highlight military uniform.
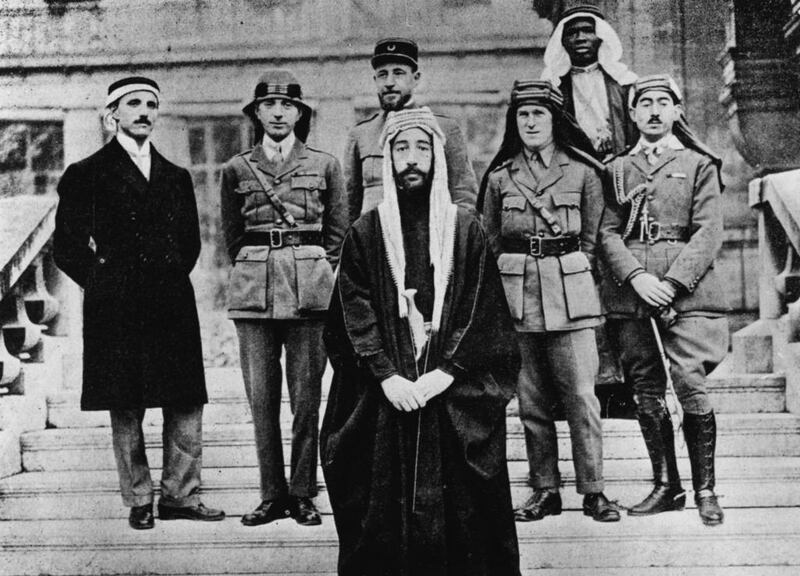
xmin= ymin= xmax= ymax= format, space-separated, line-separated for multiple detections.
xmin=600 ymin=122 xmax=728 ymax=524
xmin=344 ymin=109 xmax=477 ymax=223
xmin=483 ymin=145 xmax=607 ymax=497
xmin=221 ymin=135 xmax=347 ymax=509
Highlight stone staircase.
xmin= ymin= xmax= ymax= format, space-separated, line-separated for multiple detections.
xmin=2 ymin=364 xmax=800 ymax=575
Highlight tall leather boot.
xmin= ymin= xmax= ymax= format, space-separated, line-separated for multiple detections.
xmin=628 ymin=396 xmax=686 ymax=516
xmin=683 ymin=411 xmax=724 ymax=526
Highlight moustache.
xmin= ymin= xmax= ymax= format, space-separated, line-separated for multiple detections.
xmin=398 ymin=166 xmax=427 ymax=179
xmin=134 ymin=118 xmax=152 ymax=125
xmin=647 ymin=115 xmax=662 ymax=124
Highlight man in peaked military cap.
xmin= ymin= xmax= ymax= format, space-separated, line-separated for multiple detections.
xmin=600 ymin=74 xmax=728 ymax=526
xmin=342 ymin=37 xmax=478 ymax=224
xmin=220 ymin=69 xmax=347 ymax=527
xmin=54 ymin=76 xmax=225 ymax=530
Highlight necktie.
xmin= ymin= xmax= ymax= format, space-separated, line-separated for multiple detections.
xmin=644 ymin=145 xmax=661 ymax=166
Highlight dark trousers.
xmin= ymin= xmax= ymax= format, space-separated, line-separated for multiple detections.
xmin=110 ymin=405 xmax=203 ymax=508
xmin=608 ymin=316 xmax=728 ymax=415
xmin=235 ymin=319 xmax=325 ymax=501
xmin=517 ymin=328 xmax=604 ymax=494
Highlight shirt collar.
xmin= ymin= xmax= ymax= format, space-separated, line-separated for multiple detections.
xmin=523 ymin=142 xmax=555 ymax=168
xmin=570 ymin=62 xmax=601 ymax=75
xmin=630 ymin=133 xmax=684 ymax=156
xmin=262 ymin=131 xmax=295 ymax=157
xmin=116 ymin=131 xmax=150 ymax=157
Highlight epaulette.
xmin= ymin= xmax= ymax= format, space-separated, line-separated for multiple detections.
xmin=305 ymin=145 xmax=337 ymax=160
xmin=565 ymin=146 xmax=604 ymax=172
xmin=355 ymin=112 xmax=380 ymax=126
xmin=234 ymin=147 xmax=254 ymax=158
xmin=602 ymin=144 xmax=636 ymax=166
xmin=491 ymin=158 xmax=514 ymax=173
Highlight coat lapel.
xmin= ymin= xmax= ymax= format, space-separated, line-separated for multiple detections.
xmin=251 ymin=144 xmax=277 ymax=177
xmin=274 ymin=138 xmax=307 ymax=181
xmin=508 ymin=154 xmax=539 ymax=198
xmin=629 ymin=146 xmax=679 ymax=177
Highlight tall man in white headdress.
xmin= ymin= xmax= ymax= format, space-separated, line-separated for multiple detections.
xmin=321 ymin=107 xmax=521 ymax=575
xmin=541 ymin=3 xmax=639 ymax=416
xmin=541 ymin=4 xmax=638 ymax=159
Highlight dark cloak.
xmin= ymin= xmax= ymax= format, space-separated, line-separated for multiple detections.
xmin=320 ymin=207 xmax=522 ymax=576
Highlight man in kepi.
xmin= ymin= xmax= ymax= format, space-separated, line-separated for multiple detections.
xmin=600 ymin=74 xmax=728 ymax=526
xmin=541 ymin=4 xmax=638 ymax=159
xmin=220 ymin=69 xmax=346 ymax=527
xmin=54 ymin=76 xmax=224 ymax=530
xmin=343 ymin=37 xmax=477 ymax=223
xmin=321 ymin=108 xmax=521 ymax=575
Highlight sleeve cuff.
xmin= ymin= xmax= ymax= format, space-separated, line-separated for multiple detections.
xmin=438 ymin=359 xmax=466 ymax=380
xmin=625 ymin=267 xmax=646 ymax=284
xmin=362 ymin=351 xmax=398 ymax=382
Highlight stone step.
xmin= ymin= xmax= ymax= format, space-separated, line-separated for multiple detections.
xmin=2 ymin=457 xmax=799 ymax=520
xmin=46 ymin=361 xmax=788 ymax=430
xmin=2 ymin=508 xmax=799 ymax=574
xmin=20 ymin=413 xmax=800 ymax=472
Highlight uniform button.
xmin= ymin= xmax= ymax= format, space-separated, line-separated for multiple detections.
xmin=647 ymin=176 xmax=654 ymax=182
xmin=98 ymin=257 xmax=106 ymax=264
xmin=274 ymin=178 xmax=281 ymax=184
xmin=538 ymin=231 xmax=545 ymax=237
xmin=648 ymin=195 xmax=655 ymax=200
xmin=275 ymin=218 xmax=283 ymax=224
xmin=648 ymin=216 xmax=655 ymax=222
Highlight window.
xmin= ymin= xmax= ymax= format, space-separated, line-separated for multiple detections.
xmin=0 ymin=121 xmax=64 ymax=198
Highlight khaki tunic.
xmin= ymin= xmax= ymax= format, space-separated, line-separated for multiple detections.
xmin=483 ymin=148 xmax=604 ymax=332
xmin=220 ymin=140 xmax=347 ymax=320
xmin=599 ymin=145 xmax=729 ymax=317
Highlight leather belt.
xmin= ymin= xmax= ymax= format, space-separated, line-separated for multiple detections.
xmin=632 ymin=223 xmax=691 ymax=244
xmin=245 ymin=229 xmax=322 ymax=249
xmin=504 ymin=235 xmax=580 ymax=257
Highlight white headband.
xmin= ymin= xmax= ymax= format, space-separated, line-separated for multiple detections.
xmin=105 ymin=84 xmax=160 ymax=108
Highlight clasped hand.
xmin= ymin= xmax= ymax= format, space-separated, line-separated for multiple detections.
xmin=380 ymin=369 xmax=454 ymax=412
xmin=630 ymin=272 xmax=676 ymax=308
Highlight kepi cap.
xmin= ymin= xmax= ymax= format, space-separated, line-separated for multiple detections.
xmin=371 ymin=37 xmax=419 ymax=71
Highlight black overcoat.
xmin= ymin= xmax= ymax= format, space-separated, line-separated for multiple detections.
xmin=54 ymin=138 xmax=207 ymax=411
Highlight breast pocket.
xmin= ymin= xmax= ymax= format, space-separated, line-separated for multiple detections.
xmin=228 ymin=245 xmax=270 ymax=311
xmin=559 ymin=251 xmax=601 ymax=320
xmin=551 ymin=191 xmax=582 ymax=234
xmin=293 ymin=245 xmax=335 ymax=312
xmin=501 ymin=195 xmax=529 ymax=238
xmin=291 ymin=174 xmax=326 ymax=222
xmin=235 ymin=180 xmax=274 ymax=223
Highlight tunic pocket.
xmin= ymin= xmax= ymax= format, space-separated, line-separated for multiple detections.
xmin=497 ymin=253 xmax=527 ymax=321
xmin=228 ymin=245 xmax=270 ymax=311
xmin=291 ymin=173 xmax=326 ymax=222
xmin=552 ymin=191 xmax=582 ymax=234
xmin=501 ymin=195 xmax=528 ymax=238
xmin=294 ymin=245 xmax=335 ymax=312
xmin=559 ymin=251 xmax=601 ymax=320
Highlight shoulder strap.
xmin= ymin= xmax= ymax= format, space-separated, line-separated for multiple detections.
xmin=240 ymin=156 xmax=298 ymax=228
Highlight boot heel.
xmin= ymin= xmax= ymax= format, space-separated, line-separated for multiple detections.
xmin=673 ymin=492 xmax=686 ymax=511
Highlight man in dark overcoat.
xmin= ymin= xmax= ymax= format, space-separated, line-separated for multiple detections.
xmin=600 ymin=74 xmax=728 ymax=526
xmin=343 ymin=37 xmax=478 ymax=224
xmin=54 ymin=76 xmax=224 ymax=530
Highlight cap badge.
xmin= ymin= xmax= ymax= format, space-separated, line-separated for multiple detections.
xmin=387 ymin=44 xmax=396 ymax=51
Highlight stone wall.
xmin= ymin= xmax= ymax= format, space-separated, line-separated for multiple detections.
xmin=0 ymin=0 xmax=759 ymax=363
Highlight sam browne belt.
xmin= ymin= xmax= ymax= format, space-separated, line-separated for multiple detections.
xmin=504 ymin=235 xmax=580 ymax=257
xmin=244 ymin=229 xmax=322 ymax=249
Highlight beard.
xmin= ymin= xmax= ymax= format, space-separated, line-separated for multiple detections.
xmin=394 ymin=166 xmax=431 ymax=197
xmin=379 ymin=91 xmax=413 ymax=112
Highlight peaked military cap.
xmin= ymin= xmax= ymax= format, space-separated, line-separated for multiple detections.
xmin=371 ymin=37 xmax=419 ymax=70
xmin=510 ymin=80 xmax=565 ymax=109
xmin=242 ymin=69 xmax=311 ymax=117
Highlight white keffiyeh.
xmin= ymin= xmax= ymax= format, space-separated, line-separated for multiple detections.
xmin=377 ymin=107 xmax=458 ymax=356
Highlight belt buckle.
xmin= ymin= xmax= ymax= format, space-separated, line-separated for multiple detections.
xmin=529 ymin=237 xmax=542 ymax=257
xmin=647 ymin=221 xmax=662 ymax=244
xmin=269 ymin=229 xmax=283 ymax=248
